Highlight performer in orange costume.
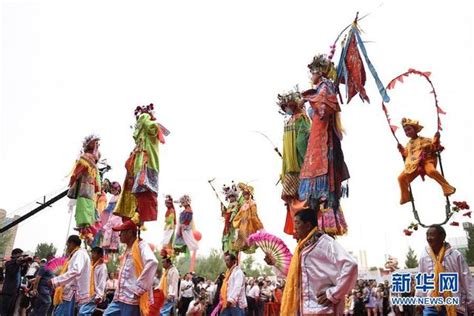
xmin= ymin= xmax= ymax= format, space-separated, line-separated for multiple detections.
xmin=397 ymin=118 xmax=456 ymax=204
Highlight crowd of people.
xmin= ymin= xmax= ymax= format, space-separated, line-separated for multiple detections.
xmin=1 ymin=217 xmax=473 ymax=316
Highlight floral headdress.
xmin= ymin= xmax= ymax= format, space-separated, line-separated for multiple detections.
xmin=81 ymin=134 xmax=100 ymax=154
xmin=277 ymin=87 xmax=303 ymax=114
xmin=134 ymin=103 xmax=156 ymax=121
xmin=178 ymin=194 xmax=192 ymax=207
xmin=222 ymin=182 xmax=239 ymax=200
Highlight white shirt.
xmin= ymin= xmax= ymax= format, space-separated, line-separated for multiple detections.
xmin=114 ymin=240 xmax=158 ymax=305
xmin=165 ymin=266 xmax=180 ymax=299
xmin=92 ymin=262 xmax=107 ymax=300
xmin=181 ymin=279 xmax=194 ymax=298
xmin=300 ymin=234 xmax=358 ymax=315
xmin=26 ymin=262 xmax=40 ymax=277
xmin=416 ymin=244 xmax=474 ymax=314
xmin=52 ymin=248 xmax=91 ymax=304
xmin=226 ymin=265 xmax=247 ymax=308
xmin=248 ymin=284 xmax=260 ymax=299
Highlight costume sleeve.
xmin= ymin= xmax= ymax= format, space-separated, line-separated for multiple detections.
xmin=326 ymin=240 xmax=358 ymax=304
xmin=133 ymin=242 xmax=158 ymax=296
xmin=52 ymin=251 xmax=87 ymax=288
xmin=227 ymin=269 xmax=244 ymax=304
xmin=295 ymin=116 xmax=310 ymax=168
xmin=94 ymin=264 xmax=108 ymax=299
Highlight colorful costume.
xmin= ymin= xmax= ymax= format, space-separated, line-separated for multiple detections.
xmin=174 ymin=195 xmax=199 ymax=254
xmin=232 ymin=183 xmax=264 ymax=253
xmin=277 ymin=89 xmax=311 ymax=236
xmin=101 ymin=195 xmax=123 ymax=253
xmin=299 ymin=54 xmax=349 ymax=235
xmin=114 ymin=104 xmax=166 ymax=222
xmin=68 ymin=135 xmax=101 ymax=228
xmin=280 ymin=228 xmax=358 ymax=315
xmin=397 ymin=118 xmax=456 ymax=205
xmin=221 ymin=183 xmax=240 ymax=254
xmin=161 ymin=195 xmax=176 ymax=253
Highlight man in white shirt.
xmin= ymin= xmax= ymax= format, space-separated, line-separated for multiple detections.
xmin=25 ymin=256 xmax=40 ymax=279
xmin=103 ymin=220 xmax=158 ymax=316
xmin=160 ymin=256 xmax=180 ymax=315
xmin=78 ymin=247 xmax=108 ymax=316
xmin=50 ymin=235 xmax=91 ymax=316
xmin=179 ymin=273 xmax=194 ymax=316
xmin=266 ymin=208 xmax=358 ymax=315
xmin=416 ymin=224 xmax=474 ymax=315
xmin=220 ymin=253 xmax=247 ymax=315
xmin=246 ymin=280 xmax=261 ymax=316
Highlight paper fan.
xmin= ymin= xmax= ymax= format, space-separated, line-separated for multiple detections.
xmin=247 ymin=232 xmax=292 ymax=275
xmin=45 ymin=257 xmax=67 ymax=276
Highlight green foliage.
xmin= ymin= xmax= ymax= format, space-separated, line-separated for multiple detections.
xmin=404 ymin=246 xmax=419 ymax=269
xmin=106 ymin=246 xmax=125 ymax=274
xmin=465 ymin=226 xmax=474 ymax=266
xmin=34 ymin=243 xmax=57 ymax=259
xmin=172 ymin=249 xmax=226 ymax=280
xmin=241 ymin=255 xmax=274 ymax=278
xmin=369 ymin=266 xmax=378 ymax=271
xmin=0 ymin=231 xmax=13 ymax=256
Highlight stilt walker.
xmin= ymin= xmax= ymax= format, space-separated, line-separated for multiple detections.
xmin=277 ymin=88 xmax=311 ymax=237
xmin=114 ymin=104 xmax=168 ymax=224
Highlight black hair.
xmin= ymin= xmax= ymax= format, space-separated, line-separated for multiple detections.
xmin=294 ymin=208 xmax=318 ymax=228
xmin=163 ymin=257 xmax=172 ymax=265
xmin=67 ymin=235 xmax=82 ymax=247
xmin=91 ymin=247 xmax=104 ymax=257
xmin=428 ymin=224 xmax=446 ymax=240
xmin=225 ymin=253 xmax=237 ymax=262
xmin=11 ymin=248 xmax=23 ymax=256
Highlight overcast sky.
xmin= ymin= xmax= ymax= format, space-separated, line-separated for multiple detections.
xmin=1 ymin=0 xmax=473 ymax=268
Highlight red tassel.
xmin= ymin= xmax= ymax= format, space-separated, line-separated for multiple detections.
xmin=390 ymin=125 xmax=398 ymax=133
xmin=449 ymin=221 xmax=460 ymax=226
xmin=463 ymin=211 xmax=472 ymax=218
xmin=437 ymin=106 xmax=446 ymax=115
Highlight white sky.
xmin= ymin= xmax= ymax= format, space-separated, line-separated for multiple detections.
xmin=1 ymin=0 xmax=473 ymax=268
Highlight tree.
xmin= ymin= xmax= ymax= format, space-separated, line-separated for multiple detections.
xmin=0 ymin=231 xmax=13 ymax=256
xmin=241 ymin=255 xmax=273 ymax=278
xmin=465 ymin=226 xmax=474 ymax=266
xmin=405 ymin=246 xmax=418 ymax=269
xmin=34 ymin=243 xmax=57 ymax=259
xmin=106 ymin=246 xmax=125 ymax=274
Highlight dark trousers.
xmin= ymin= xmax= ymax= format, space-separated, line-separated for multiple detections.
xmin=178 ymin=296 xmax=193 ymax=316
xmin=246 ymin=297 xmax=258 ymax=316
xmin=0 ymin=293 xmax=18 ymax=316
xmin=30 ymin=296 xmax=51 ymax=316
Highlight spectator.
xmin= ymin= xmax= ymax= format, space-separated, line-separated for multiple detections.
xmin=105 ymin=272 xmax=118 ymax=304
xmin=179 ymin=273 xmax=194 ymax=316
xmin=1 ymin=248 xmax=28 ymax=316
xmin=246 ymin=280 xmax=260 ymax=316
xmin=30 ymin=258 xmax=54 ymax=316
